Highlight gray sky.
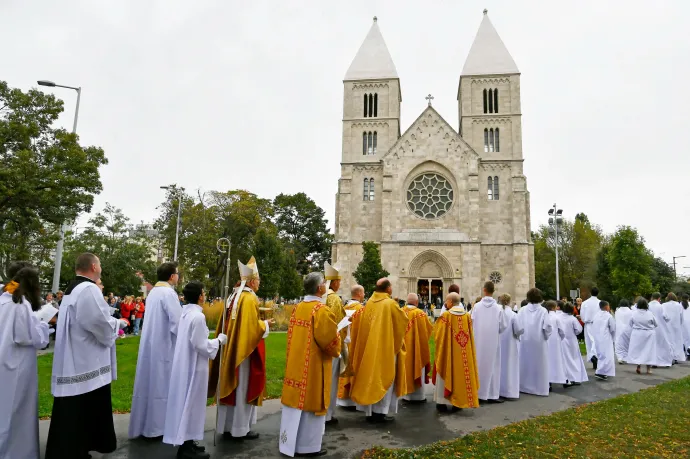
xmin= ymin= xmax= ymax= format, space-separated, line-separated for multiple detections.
xmin=4 ymin=0 xmax=690 ymax=274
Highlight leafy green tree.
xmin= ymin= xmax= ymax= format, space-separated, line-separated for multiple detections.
xmin=649 ymin=257 xmax=675 ymax=295
xmin=0 ymin=81 xmax=107 ymax=278
xmin=61 ymin=204 xmax=157 ymax=295
xmin=252 ymin=226 xmax=284 ymax=299
xmin=353 ymin=242 xmax=389 ymax=296
xmin=273 ymin=193 xmax=333 ymax=274
xmin=280 ymin=249 xmax=304 ymax=300
xmin=606 ymin=226 xmax=653 ymax=300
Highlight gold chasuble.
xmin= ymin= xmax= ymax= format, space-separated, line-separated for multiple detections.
xmin=433 ymin=308 xmax=480 ymax=408
xmin=403 ymin=305 xmax=433 ymax=395
xmin=326 ymin=290 xmax=347 ymax=343
xmin=208 ymin=289 xmax=267 ymax=406
xmin=349 ymin=292 xmax=409 ymax=405
xmin=281 ymin=300 xmax=341 ymax=415
xmin=337 ymin=300 xmax=364 ymax=400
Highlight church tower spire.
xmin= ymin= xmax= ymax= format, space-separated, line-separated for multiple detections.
xmin=461 ymin=9 xmax=519 ymax=77
xmin=344 ymin=16 xmax=399 ymax=81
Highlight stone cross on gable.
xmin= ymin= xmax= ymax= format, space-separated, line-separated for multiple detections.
xmin=426 ymin=94 xmax=434 ymax=106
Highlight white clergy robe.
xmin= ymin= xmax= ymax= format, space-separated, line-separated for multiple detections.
xmin=580 ymin=296 xmax=600 ymax=362
xmin=129 ymin=282 xmax=182 ymax=439
xmin=279 ymin=407 xmax=326 ymax=457
xmin=561 ymin=314 xmax=588 ymax=383
xmin=217 ymin=324 xmax=270 ymax=436
xmin=649 ymin=300 xmax=673 ymax=366
xmin=591 ymin=310 xmax=616 ymax=377
xmin=614 ymin=306 xmax=633 ymax=362
xmin=547 ymin=311 xmax=567 ymax=384
xmin=683 ymin=306 xmax=690 ymax=353
xmin=627 ymin=309 xmax=658 ymax=366
xmin=517 ymin=303 xmax=552 ymax=396
xmin=325 ymin=356 xmax=340 ymax=421
xmin=356 ymin=356 xmax=399 ymax=416
xmin=0 ymin=292 xmax=50 ymax=459
xmin=499 ymin=307 xmax=523 ymax=399
xmin=470 ymin=297 xmax=508 ymax=401
xmin=163 ymin=304 xmax=220 ymax=446
xmin=663 ymin=301 xmax=686 ymax=362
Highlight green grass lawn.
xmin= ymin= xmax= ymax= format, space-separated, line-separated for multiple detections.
xmin=37 ymin=333 xmax=290 ymax=418
xmin=37 ymin=333 xmax=586 ymax=418
xmin=363 ymin=375 xmax=690 ymax=458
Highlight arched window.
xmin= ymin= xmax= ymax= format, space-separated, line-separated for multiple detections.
xmin=493 ymin=176 xmax=499 ymax=200
xmin=489 ymin=128 xmax=495 ymax=152
xmin=373 ymin=131 xmax=377 ymax=154
xmin=495 ymin=128 xmax=500 ymax=152
xmin=367 ymin=131 xmax=373 ymax=155
xmin=488 ymin=89 xmax=494 ymax=113
xmin=487 ymin=176 xmax=493 ymax=200
xmin=363 ymin=178 xmax=369 ymax=201
xmin=493 ymin=89 xmax=499 ymax=114
xmin=362 ymin=132 xmax=367 ymax=155
xmin=368 ymin=94 xmax=374 ymax=117
xmin=373 ymin=93 xmax=378 ymax=117
xmin=363 ymin=94 xmax=368 ymax=118
xmin=484 ymin=128 xmax=489 ymax=153
xmin=483 ymin=89 xmax=488 ymax=114
xmin=369 ymin=178 xmax=375 ymax=201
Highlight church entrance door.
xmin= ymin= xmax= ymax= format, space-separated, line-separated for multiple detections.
xmin=417 ymin=278 xmax=443 ymax=312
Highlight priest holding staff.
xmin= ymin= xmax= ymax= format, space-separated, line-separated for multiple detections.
xmin=323 ymin=261 xmax=347 ymax=425
xmin=349 ymin=278 xmax=408 ymax=423
xmin=209 ymin=256 xmax=275 ymax=440
xmin=279 ymin=272 xmax=341 ymax=457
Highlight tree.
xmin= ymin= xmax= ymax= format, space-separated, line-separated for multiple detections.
xmin=0 ymin=81 xmax=107 ymax=278
xmin=649 ymin=257 xmax=675 ymax=295
xmin=61 ymin=204 xmax=157 ymax=295
xmin=606 ymin=226 xmax=653 ymax=300
xmin=273 ymin=193 xmax=333 ymax=274
xmin=353 ymin=242 xmax=389 ymax=296
xmin=279 ymin=249 xmax=304 ymax=300
xmin=252 ymin=226 xmax=284 ymax=299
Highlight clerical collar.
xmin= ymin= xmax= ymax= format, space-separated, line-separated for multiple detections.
xmin=65 ymin=275 xmax=96 ymax=295
xmin=304 ymin=295 xmax=323 ymax=302
xmin=154 ymin=281 xmax=173 ymax=288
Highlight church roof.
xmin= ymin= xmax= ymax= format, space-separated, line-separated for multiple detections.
xmin=344 ymin=17 xmax=399 ymax=81
xmin=461 ymin=10 xmax=519 ymax=76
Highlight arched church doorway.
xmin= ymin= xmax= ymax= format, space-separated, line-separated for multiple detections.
xmin=417 ymin=278 xmax=443 ymax=309
xmin=407 ymin=250 xmax=455 ymax=311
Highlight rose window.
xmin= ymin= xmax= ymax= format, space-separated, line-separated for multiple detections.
xmin=406 ymin=173 xmax=454 ymax=219
xmin=489 ymin=271 xmax=502 ymax=284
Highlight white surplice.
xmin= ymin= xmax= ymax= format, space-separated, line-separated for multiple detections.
xmin=0 ymin=292 xmax=50 ymax=459
xmin=649 ymin=300 xmax=673 ymax=366
xmin=129 ymin=283 xmax=183 ymax=438
xmin=561 ymin=314 xmax=588 ymax=383
xmin=547 ymin=311 xmax=567 ymax=384
xmin=591 ymin=310 xmax=616 ymax=377
xmin=614 ymin=306 xmax=633 ymax=362
xmin=52 ymin=280 xmax=119 ymax=397
xmin=627 ymin=309 xmax=658 ymax=366
xmin=163 ymin=304 xmax=220 ymax=446
xmin=580 ymin=295 xmax=599 ymax=362
xmin=663 ymin=301 xmax=686 ymax=362
xmin=217 ymin=323 xmax=270 ymax=437
xmin=683 ymin=305 xmax=690 ymax=352
xmin=470 ymin=297 xmax=508 ymax=401
xmin=279 ymin=406 xmax=326 ymax=457
xmin=517 ymin=303 xmax=552 ymax=396
xmin=499 ymin=307 xmax=523 ymax=399
xmin=325 ymin=356 xmax=340 ymax=420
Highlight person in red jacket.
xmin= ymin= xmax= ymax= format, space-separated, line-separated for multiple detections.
xmin=133 ymin=297 xmax=145 ymax=336
xmin=120 ymin=296 xmax=135 ymax=334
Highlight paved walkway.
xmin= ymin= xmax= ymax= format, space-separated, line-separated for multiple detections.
xmin=38 ymin=362 xmax=690 ymax=458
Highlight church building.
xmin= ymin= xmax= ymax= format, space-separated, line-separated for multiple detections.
xmin=332 ymin=10 xmax=535 ymax=303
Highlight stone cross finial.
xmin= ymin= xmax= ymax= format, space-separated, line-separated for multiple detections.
xmin=426 ymin=94 xmax=434 ymax=106
xmin=483 ymin=9 xmax=488 ymax=15
xmin=373 ymin=16 xmax=377 ymax=23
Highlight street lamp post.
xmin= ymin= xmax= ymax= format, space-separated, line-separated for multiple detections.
xmin=548 ymin=204 xmax=564 ymax=299
xmin=160 ymin=186 xmax=185 ymax=261
xmin=38 ymin=80 xmax=82 ymax=293
xmin=672 ymin=255 xmax=686 ymax=279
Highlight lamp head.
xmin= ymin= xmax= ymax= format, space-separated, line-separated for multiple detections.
xmin=556 ymin=209 xmax=563 ymax=216
xmin=548 ymin=209 xmax=554 ymax=215
xmin=37 ymin=80 xmax=56 ymax=87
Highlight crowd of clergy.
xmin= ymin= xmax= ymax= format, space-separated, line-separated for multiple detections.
xmin=2 ymin=252 xmax=690 ymax=459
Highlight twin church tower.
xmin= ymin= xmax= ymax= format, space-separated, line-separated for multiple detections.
xmin=332 ymin=11 xmax=534 ymax=304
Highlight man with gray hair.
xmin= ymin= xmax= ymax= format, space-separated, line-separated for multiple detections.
xmin=336 ymin=284 xmax=365 ymax=409
xmin=279 ymin=271 xmax=340 ymax=457
xmin=402 ymin=293 xmax=432 ymax=403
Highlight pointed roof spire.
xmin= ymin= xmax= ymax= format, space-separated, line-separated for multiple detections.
xmin=344 ymin=16 xmax=398 ymax=81
xmin=461 ymin=10 xmax=519 ymax=76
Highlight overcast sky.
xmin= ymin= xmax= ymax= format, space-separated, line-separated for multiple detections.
xmin=3 ymin=0 xmax=690 ymax=274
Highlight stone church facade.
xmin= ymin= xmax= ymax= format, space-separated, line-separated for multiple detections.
xmin=332 ymin=11 xmax=535 ymax=303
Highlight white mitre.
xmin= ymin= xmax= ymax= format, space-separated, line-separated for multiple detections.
xmin=238 ymin=256 xmax=259 ymax=281
xmin=324 ymin=261 xmax=341 ymax=281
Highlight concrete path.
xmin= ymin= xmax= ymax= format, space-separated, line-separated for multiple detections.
xmin=38 ymin=362 xmax=690 ymax=458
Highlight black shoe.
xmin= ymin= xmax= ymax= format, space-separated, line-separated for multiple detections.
xmin=449 ymin=406 xmax=462 ymax=413
xmin=339 ymin=405 xmax=357 ymax=411
xmin=295 ymin=449 xmax=328 ymax=457
xmin=549 ymin=384 xmax=553 ymax=392
xmin=177 ymin=441 xmax=210 ymax=459
xmin=191 ymin=441 xmax=206 ymax=452
xmin=591 ymin=356 xmax=598 ymax=371
xmin=487 ymin=398 xmax=504 ymax=404
xmin=223 ymin=431 xmax=260 ymax=441
xmin=435 ymin=404 xmax=448 ymax=413
xmin=366 ymin=413 xmax=394 ymax=423
xmin=594 ymin=374 xmax=608 ymax=381
xmin=325 ymin=417 xmax=338 ymax=426
xmin=571 ymin=382 xmax=581 ymax=386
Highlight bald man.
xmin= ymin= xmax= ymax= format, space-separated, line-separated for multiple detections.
xmin=349 ymin=279 xmax=408 ymax=423
xmin=402 ymin=294 xmax=433 ymax=403
xmin=337 ymin=285 xmax=365 ymax=408
xmin=441 ymin=284 xmax=462 ymax=315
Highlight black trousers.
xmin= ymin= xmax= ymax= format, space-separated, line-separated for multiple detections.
xmin=45 ymin=383 xmax=117 ymax=459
